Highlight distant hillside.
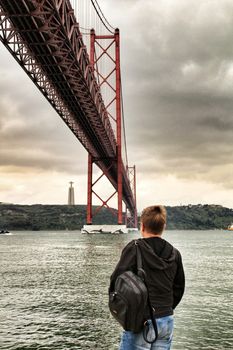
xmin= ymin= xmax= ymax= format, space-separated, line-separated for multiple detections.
xmin=0 ymin=203 xmax=232 ymax=230
xmin=166 ymin=204 xmax=232 ymax=230
xmin=0 ymin=204 xmax=118 ymax=231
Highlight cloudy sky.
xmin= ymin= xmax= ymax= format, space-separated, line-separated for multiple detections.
xmin=0 ymin=0 xmax=233 ymax=210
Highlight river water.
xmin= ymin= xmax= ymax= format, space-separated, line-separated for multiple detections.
xmin=0 ymin=230 xmax=233 ymax=350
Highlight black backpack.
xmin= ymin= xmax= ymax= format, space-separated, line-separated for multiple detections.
xmin=109 ymin=240 xmax=158 ymax=343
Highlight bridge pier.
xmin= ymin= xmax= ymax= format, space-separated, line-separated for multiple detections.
xmin=81 ymin=224 xmax=128 ymax=235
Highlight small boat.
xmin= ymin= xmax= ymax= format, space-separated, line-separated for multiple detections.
xmin=227 ymin=223 xmax=233 ymax=231
xmin=0 ymin=229 xmax=10 ymax=234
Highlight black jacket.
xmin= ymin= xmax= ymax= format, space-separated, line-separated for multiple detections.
xmin=110 ymin=237 xmax=185 ymax=318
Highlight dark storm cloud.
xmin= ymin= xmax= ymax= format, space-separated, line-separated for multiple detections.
xmin=103 ymin=0 xmax=233 ymax=187
xmin=0 ymin=0 xmax=233 ymax=191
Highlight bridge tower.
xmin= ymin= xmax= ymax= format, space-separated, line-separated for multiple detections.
xmin=87 ymin=28 xmax=137 ymax=227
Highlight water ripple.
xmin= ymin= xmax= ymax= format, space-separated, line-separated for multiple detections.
xmin=0 ymin=230 xmax=233 ymax=349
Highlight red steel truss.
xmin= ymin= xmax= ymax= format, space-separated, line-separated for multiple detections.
xmin=0 ymin=0 xmax=137 ymax=227
xmin=126 ymin=166 xmax=138 ymax=228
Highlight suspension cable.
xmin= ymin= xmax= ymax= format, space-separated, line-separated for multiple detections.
xmin=90 ymin=0 xmax=115 ymax=34
xmin=92 ymin=0 xmax=115 ymax=30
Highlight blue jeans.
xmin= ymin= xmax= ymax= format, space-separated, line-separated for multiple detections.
xmin=119 ymin=315 xmax=174 ymax=350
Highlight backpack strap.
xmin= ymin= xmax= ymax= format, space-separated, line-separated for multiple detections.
xmin=135 ymin=240 xmax=145 ymax=279
xmin=135 ymin=240 xmax=158 ymax=344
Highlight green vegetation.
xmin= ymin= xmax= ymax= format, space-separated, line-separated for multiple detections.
xmin=0 ymin=204 xmax=118 ymax=231
xmin=166 ymin=204 xmax=232 ymax=230
xmin=0 ymin=203 xmax=232 ymax=231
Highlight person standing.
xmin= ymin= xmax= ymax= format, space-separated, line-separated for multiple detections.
xmin=110 ymin=205 xmax=185 ymax=350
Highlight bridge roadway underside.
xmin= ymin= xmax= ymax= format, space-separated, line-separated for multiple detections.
xmin=0 ymin=0 xmax=135 ymax=215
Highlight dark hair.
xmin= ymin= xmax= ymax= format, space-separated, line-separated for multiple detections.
xmin=140 ymin=205 xmax=166 ymax=234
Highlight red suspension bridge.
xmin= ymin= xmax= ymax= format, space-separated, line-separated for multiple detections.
xmin=0 ymin=0 xmax=137 ymax=228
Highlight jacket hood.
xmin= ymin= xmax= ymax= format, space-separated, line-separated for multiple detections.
xmin=137 ymin=237 xmax=176 ymax=271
